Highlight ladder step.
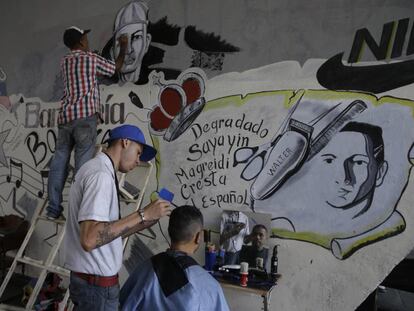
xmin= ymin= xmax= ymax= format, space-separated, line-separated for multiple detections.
xmin=38 ymin=215 xmax=66 ymax=225
xmin=0 ymin=304 xmax=25 ymax=311
xmin=16 ymin=257 xmax=70 ymax=277
xmin=119 ymin=197 xmax=138 ymax=204
xmin=137 ymin=162 xmax=151 ymax=168
xmin=48 ymin=264 xmax=70 ymax=277
xmin=17 ymin=256 xmax=44 ymax=268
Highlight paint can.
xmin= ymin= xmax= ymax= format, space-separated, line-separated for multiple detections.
xmin=204 ymin=249 xmax=217 ymax=271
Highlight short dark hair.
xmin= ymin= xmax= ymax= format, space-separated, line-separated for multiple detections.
xmin=340 ymin=121 xmax=385 ymax=164
xmin=168 ymin=205 xmax=203 ymax=243
xmin=252 ymin=224 xmax=267 ymax=233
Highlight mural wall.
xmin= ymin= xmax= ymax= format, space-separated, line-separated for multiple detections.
xmin=1 ymin=1 xmax=414 ymax=310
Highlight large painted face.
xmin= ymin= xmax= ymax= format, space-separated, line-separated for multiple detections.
xmin=119 ymin=141 xmax=143 ymax=173
xmin=254 ymin=130 xmax=384 ymax=235
xmin=312 ymin=131 xmax=378 ymax=209
xmin=113 ymin=23 xmax=150 ymax=82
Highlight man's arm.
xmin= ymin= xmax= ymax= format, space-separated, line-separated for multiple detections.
xmin=120 ymin=219 xmax=158 ymax=239
xmin=243 ymin=233 xmax=254 ymax=244
xmin=79 ymin=199 xmax=170 ymax=252
xmin=219 ymin=223 xmax=246 ymax=246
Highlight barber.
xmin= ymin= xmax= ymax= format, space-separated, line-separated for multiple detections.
xmin=64 ymin=124 xmax=171 ymax=310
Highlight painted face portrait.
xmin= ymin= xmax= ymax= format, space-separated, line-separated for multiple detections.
xmin=112 ymin=1 xmax=152 ymax=83
xmin=313 ymin=131 xmax=378 ymax=210
xmin=253 ymin=121 xmax=388 ymax=236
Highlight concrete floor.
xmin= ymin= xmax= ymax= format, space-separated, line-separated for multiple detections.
xmin=2 ymin=275 xmax=414 ymax=310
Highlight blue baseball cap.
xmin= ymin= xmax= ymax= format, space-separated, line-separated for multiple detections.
xmin=107 ymin=124 xmax=157 ymax=162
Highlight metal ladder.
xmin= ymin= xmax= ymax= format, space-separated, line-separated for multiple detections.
xmin=0 ymin=147 xmax=153 ymax=310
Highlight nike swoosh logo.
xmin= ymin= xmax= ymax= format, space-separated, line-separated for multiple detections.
xmin=317 ymin=52 xmax=414 ymax=93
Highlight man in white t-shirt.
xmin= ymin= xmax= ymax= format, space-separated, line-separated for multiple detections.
xmin=65 ymin=124 xmax=171 ymax=310
xmin=219 ymin=211 xmax=250 ymax=265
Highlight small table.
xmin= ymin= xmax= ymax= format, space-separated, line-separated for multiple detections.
xmin=217 ymin=274 xmax=281 ymax=311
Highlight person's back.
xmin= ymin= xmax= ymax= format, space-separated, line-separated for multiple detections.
xmin=59 ymin=49 xmax=114 ymax=124
xmin=46 ymin=26 xmax=127 ymax=220
xmin=120 ymin=205 xmax=230 ymax=311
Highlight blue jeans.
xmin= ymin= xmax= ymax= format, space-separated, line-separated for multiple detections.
xmin=46 ymin=115 xmax=97 ymax=217
xmin=69 ymin=273 xmax=119 ymax=311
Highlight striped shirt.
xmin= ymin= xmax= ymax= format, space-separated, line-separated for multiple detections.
xmin=58 ymin=50 xmax=116 ymax=124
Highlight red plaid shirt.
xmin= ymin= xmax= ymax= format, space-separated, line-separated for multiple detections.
xmin=58 ymin=50 xmax=116 ymax=124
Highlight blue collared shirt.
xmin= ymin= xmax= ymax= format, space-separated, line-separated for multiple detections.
xmin=120 ymin=251 xmax=230 ymax=311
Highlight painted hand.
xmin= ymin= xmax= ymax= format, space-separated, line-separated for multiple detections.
xmin=117 ymin=34 xmax=128 ymax=52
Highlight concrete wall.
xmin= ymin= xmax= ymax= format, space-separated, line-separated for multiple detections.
xmin=1 ymin=1 xmax=414 ymax=310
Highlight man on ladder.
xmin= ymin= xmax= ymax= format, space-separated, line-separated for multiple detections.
xmin=65 ymin=124 xmax=172 ymax=310
xmin=46 ymin=26 xmax=128 ymax=220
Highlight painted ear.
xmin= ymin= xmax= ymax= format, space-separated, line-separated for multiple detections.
xmin=144 ymin=33 xmax=152 ymax=53
xmin=375 ymin=160 xmax=388 ymax=187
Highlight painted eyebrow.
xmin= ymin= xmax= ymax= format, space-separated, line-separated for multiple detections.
xmin=321 ymin=153 xmax=337 ymax=158
xmin=351 ymin=154 xmax=369 ymax=159
xmin=131 ymin=30 xmax=143 ymax=37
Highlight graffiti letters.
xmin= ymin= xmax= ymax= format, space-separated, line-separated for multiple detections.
xmin=317 ymin=17 xmax=414 ymax=93
xmin=25 ymin=101 xmax=125 ymax=129
xmin=25 ymin=131 xmax=48 ymax=166
xmin=172 ymin=113 xmax=269 ymax=209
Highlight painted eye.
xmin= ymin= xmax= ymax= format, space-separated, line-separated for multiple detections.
xmin=132 ymin=34 xmax=143 ymax=41
xmin=324 ymin=158 xmax=334 ymax=164
xmin=354 ymin=160 xmax=366 ymax=165
xmin=352 ymin=155 xmax=368 ymax=166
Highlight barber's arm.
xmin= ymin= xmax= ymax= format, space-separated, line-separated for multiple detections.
xmin=219 ymin=222 xmax=246 ymax=246
xmin=243 ymin=233 xmax=254 ymax=244
xmin=79 ymin=199 xmax=171 ymax=252
xmin=114 ymin=35 xmax=128 ymax=72
xmin=119 ymin=199 xmax=170 ymax=238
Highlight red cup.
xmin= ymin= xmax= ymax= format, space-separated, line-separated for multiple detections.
xmin=240 ymin=272 xmax=248 ymax=287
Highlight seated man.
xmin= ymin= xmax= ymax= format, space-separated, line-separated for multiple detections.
xmin=239 ymin=224 xmax=269 ymax=270
xmin=120 ymin=205 xmax=230 ymax=311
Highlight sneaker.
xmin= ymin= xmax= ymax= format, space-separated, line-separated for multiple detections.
xmin=46 ymin=211 xmax=66 ymax=222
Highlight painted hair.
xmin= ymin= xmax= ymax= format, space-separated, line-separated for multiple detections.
xmin=340 ymin=121 xmax=385 ymax=164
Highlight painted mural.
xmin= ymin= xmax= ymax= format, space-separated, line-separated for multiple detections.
xmin=154 ymin=87 xmax=414 ymax=259
xmin=101 ymin=0 xmax=239 ymax=86
xmin=235 ymin=92 xmax=413 ymax=259
xmin=2 ymin=0 xmax=414 ymax=310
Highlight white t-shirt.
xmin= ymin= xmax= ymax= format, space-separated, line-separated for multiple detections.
xmin=64 ymin=152 xmax=122 ymax=276
xmin=220 ymin=211 xmax=249 ymax=253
